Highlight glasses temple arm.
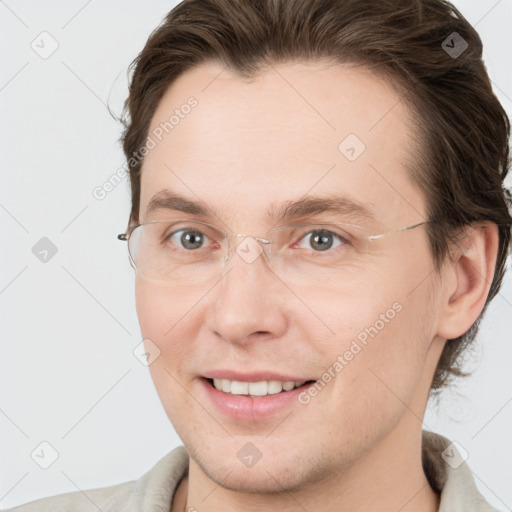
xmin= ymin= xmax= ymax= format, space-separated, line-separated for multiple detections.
xmin=369 ymin=220 xmax=432 ymax=241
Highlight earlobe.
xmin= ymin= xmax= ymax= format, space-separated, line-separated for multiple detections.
xmin=437 ymin=222 xmax=499 ymax=340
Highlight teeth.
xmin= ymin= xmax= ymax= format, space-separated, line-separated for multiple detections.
xmin=211 ymin=378 xmax=307 ymax=396
xmin=248 ymin=381 xmax=267 ymax=396
xmin=268 ymin=380 xmax=284 ymax=395
xmin=221 ymin=379 xmax=231 ymax=393
xmin=230 ymin=381 xmax=248 ymax=395
xmin=282 ymin=381 xmax=295 ymax=391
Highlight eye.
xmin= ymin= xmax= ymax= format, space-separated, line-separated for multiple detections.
xmin=168 ymin=228 xmax=211 ymax=251
xmin=297 ymin=229 xmax=347 ymax=252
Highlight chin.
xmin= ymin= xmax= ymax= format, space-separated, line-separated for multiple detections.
xmin=197 ymin=457 xmax=309 ymax=494
xmin=187 ymin=437 xmax=333 ymax=495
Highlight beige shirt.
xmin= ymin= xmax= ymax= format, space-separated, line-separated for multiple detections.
xmin=4 ymin=430 xmax=501 ymax=511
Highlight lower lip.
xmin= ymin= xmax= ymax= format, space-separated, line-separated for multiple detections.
xmin=200 ymin=378 xmax=314 ymax=421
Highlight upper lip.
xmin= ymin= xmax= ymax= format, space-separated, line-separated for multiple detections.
xmin=203 ymin=370 xmax=316 ymax=382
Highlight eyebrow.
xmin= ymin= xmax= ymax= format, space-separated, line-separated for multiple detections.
xmin=144 ymin=189 xmax=375 ymax=225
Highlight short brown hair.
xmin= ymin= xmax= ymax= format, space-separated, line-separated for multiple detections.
xmin=120 ymin=0 xmax=511 ymax=392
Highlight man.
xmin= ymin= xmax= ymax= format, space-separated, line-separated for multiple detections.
xmin=8 ymin=0 xmax=510 ymax=510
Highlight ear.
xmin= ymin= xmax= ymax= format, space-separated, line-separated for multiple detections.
xmin=437 ymin=222 xmax=500 ymax=340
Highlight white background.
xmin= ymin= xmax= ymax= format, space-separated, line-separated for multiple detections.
xmin=0 ymin=0 xmax=511 ymax=509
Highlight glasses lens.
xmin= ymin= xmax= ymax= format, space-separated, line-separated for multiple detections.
xmin=128 ymin=220 xmax=227 ymax=285
xmin=268 ymin=223 xmax=371 ymax=281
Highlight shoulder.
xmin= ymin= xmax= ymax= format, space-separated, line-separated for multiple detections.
xmin=3 ymin=446 xmax=189 ymax=512
xmin=421 ymin=430 xmax=503 ymax=512
xmin=3 ymin=480 xmax=134 ymax=512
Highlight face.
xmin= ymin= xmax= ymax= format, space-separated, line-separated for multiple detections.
xmin=134 ymin=60 xmax=445 ymax=493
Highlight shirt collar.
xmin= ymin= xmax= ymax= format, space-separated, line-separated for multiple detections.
xmin=422 ymin=430 xmax=499 ymax=511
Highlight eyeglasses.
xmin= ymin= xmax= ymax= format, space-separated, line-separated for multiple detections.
xmin=117 ymin=218 xmax=431 ymax=287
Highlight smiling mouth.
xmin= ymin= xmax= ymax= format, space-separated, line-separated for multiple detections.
xmin=205 ymin=377 xmax=316 ymax=397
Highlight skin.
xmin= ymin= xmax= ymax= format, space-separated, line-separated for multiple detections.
xmin=133 ymin=60 xmax=498 ymax=512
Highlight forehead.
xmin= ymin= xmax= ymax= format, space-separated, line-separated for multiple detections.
xmin=139 ymin=60 xmax=426 ymax=228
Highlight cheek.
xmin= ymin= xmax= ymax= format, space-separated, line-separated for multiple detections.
xmin=317 ymin=265 xmax=434 ymax=414
xmin=135 ymin=278 xmax=200 ymax=338
xmin=135 ymin=279 xmax=200 ymax=372
xmin=316 ymin=303 xmax=429 ymax=449
xmin=135 ymin=278 xmax=167 ymax=338
xmin=135 ymin=280 xmax=200 ymax=422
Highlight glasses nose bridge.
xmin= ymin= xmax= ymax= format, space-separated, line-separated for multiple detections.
xmin=233 ymin=233 xmax=272 ymax=242
xmin=223 ymin=232 xmax=274 ymax=267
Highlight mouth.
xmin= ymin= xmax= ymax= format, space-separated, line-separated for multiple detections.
xmin=200 ymin=376 xmax=318 ymax=420
xmin=203 ymin=377 xmax=317 ymax=397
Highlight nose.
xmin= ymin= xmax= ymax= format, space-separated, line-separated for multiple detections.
xmin=207 ymin=236 xmax=288 ymax=346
